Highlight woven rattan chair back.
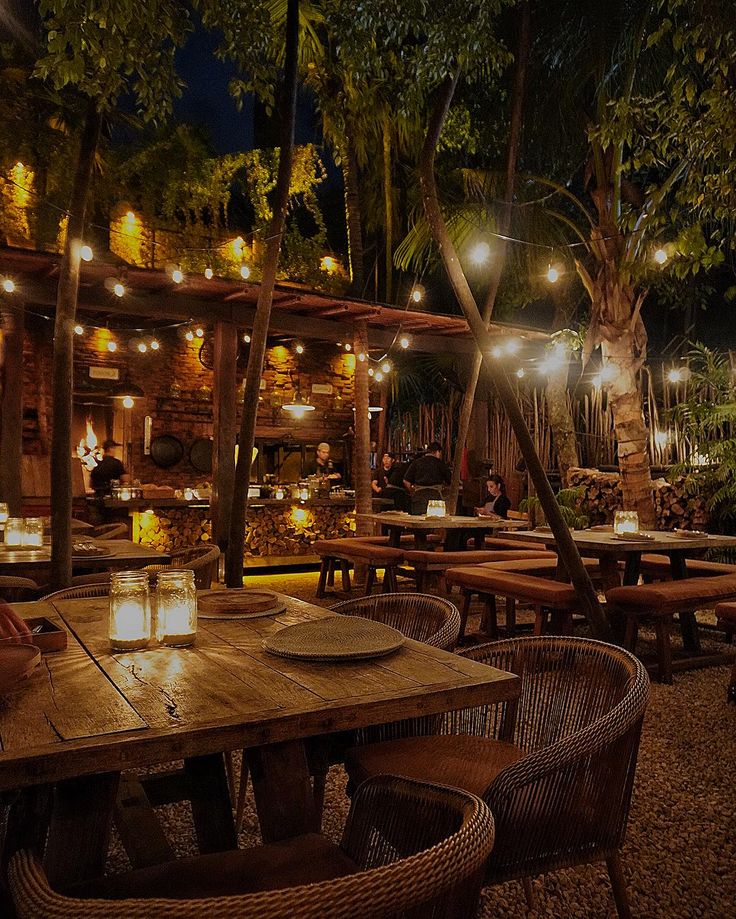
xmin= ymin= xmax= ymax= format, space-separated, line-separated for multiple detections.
xmin=330 ymin=592 xmax=460 ymax=650
xmin=0 ymin=577 xmax=40 ymax=603
xmin=145 ymin=546 xmax=220 ymax=590
xmin=40 ymin=584 xmax=111 ymax=602
xmin=89 ymin=523 xmax=128 ymax=540
xmin=459 ymin=636 xmax=649 ymax=897
xmin=9 ymin=776 xmax=495 ymax=919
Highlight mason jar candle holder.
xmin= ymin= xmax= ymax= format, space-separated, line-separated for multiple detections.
xmin=156 ymin=569 xmax=197 ymax=647
xmin=109 ymin=571 xmax=151 ymax=651
xmin=119 ymin=486 xmax=133 ymax=501
xmin=614 ymin=510 xmax=640 ymax=536
xmin=0 ymin=503 xmax=8 ymax=525
xmin=3 ymin=518 xmax=24 ymax=546
xmin=22 ymin=517 xmax=44 ymax=547
xmin=426 ymin=499 xmax=447 ymax=518
xmin=274 ymin=487 xmax=285 ymax=500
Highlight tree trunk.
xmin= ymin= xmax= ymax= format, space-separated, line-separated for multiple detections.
xmin=211 ymin=320 xmax=238 ymax=554
xmin=50 ymin=101 xmax=101 ymax=590
xmin=342 ymin=132 xmax=364 ymax=297
xmin=420 ymin=73 xmax=611 ymax=642
xmin=545 ymin=367 xmax=578 ymax=484
xmin=225 ymin=0 xmax=299 ymax=587
xmin=376 ymin=383 xmax=388 ymax=457
xmin=382 ymin=116 xmax=393 ymax=303
xmin=446 ymin=2 xmax=531 ymax=513
xmin=353 ymin=321 xmax=372 ymax=537
xmin=0 ymin=298 xmax=25 ymax=515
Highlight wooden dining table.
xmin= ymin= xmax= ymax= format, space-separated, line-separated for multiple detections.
xmin=358 ymin=510 xmax=526 ymax=550
xmin=0 ymin=539 xmax=170 ymax=575
xmin=0 ymin=592 xmax=519 ymax=888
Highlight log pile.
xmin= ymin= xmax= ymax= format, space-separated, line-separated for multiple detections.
xmin=568 ymin=467 xmax=711 ymax=531
xmin=137 ymin=504 xmax=355 ymax=558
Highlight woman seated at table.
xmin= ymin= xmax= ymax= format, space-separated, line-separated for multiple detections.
xmin=475 ymin=474 xmax=511 ymax=519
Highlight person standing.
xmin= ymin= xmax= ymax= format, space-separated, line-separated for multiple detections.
xmin=475 ymin=474 xmax=511 ymax=519
xmin=403 ymin=442 xmax=451 ymax=515
xmin=90 ymin=439 xmax=126 ymax=497
xmin=371 ymin=452 xmax=409 ymax=510
xmin=303 ymin=442 xmax=342 ymax=482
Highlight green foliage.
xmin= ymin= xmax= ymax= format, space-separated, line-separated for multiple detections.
xmin=520 ymin=486 xmax=589 ymax=529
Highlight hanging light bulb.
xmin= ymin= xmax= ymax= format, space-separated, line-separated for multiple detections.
xmin=172 ymin=267 xmax=184 ymax=284
xmin=368 ymin=367 xmax=375 ymax=377
xmin=546 ymin=264 xmax=560 ymax=283
xmin=79 ymin=244 xmax=93 ymax=262
xmin=240 ymin=264 xmax=251 ymax=280
xmin=74 ymin=324 xmax=84 ymax=335
xmin=195 ymin=326 xmax=204 ymax=338
xmin=204 ymin=267 xmax=214 ymax=280
xmin=505 ymin=338 xmax=521 ymax=355
xmin=243 ymin=333 xmax=251 ymax=344
xmin=138 ymin=341 xmax=148 ymax=353
xmin=516 ymin=368 xmax=525 ymax=379
xmin=295 ymin=343 xmax=304 ymax=355
xmin=410 ymin=287 xmax=423 ymax=303
xmin=381 ymin=360 xmax=392 ymax=374
xmin=375 ymin=371 xmax=384 ymax=382
xmin=399 ymin=336 xmax=410 ymax=349
xmin=113 ymin=281 xmax=125 ymax=298
xmin=122 ymin=395 xmax=134 ymax=409
xmin=469 ymin=241 xmax=491 ymax=266
xmin=358 ymin=352 xmax=367 ymax=362
xmin=654 ymin=247 xmax=668 ymax=265
xmin=185 ymin=329 xmax=194 ymax=342
xmin=2 ymin=278 xmax=16 ymax=293
xmin=150 ymin=339 xmax=160 ymax=351
xmin=667 ymin=367 xmax=689 ymax=384
xmin=107 ymin=339 xmax=118 ymax=353
xmin=344 ymin=343 xmax=352 ymax=352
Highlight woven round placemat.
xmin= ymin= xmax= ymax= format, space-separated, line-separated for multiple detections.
xmin=198 ymin=589 xmax=286 ymax=620
xmin=263 ymin=616 xmax=405 ymax=661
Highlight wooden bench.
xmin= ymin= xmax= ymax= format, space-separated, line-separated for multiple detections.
xmin=606 ymin=575 xmax=736 ymax=683
xmin=314 ymin=539 xmax=404 ymax=598
xmin=403 ymin=548 xmax=554 ymax=591
xmin=639 ymin=554 xmax=736 ymax=580
xmin=445 ymin=566 xmax=586 ymax=640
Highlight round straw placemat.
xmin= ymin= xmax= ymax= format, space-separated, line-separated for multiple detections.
xmin=198 ymin=589 xmax=286 ymax=620
xmin=263 ymin=616 xmax=405 ymax=661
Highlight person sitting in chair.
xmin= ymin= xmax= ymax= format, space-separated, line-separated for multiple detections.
xmin=475 ymin=474 xmax=511 ymax=519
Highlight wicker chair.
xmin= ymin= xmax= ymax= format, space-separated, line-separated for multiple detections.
xmin=89 ymin=523 xmax=129 ymax=540
xmin=344 ymin=636 xmax=650 ymax=918
xmin=330 ymin=592 xmax=461 ymax=651
xmin=8 ymin=776 xmax=495 ymax=919
xmin=144 ymin=546 xmax=220 ymax=590
xmin=40 ymin=584 xmax=111 ymax=602
xmin=0 ymin=576 xmax=41 ymax=602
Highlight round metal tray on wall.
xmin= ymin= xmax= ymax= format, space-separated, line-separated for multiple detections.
xmin=149 ymin=434 xmax=185 ymax=469
xmin=189 ymin=437 xmax=213 ymax=474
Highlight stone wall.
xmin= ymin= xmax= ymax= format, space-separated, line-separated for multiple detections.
xmin=567 ymin=467 xmax=710 ymax=531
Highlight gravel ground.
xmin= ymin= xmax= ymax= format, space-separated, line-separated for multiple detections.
xmin=106 ymin=570 xmax=736 ymax=918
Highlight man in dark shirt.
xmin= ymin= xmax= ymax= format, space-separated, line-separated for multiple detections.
xmin=371 ymin=452 xmax=409 ymax=510
xmin=303 ymin=442 xmax=342 ymax=483
xmin=90 ymin=440 xmax=126 ymax=496
xmin=403 ymin=442 xmax=451 ymax=514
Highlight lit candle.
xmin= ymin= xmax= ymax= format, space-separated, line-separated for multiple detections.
xmin=274 ymin=487 xmax=285 ymax=500
xmin=22 ymin=517 xmax=44 ymax=547
xmin=183 ymin=488 xmax=194 ymax=501
xmin=4 ymin=518 xmax=24 ymax=546
xmin=0 ymin=503 xmax=8 ymax=525
xmin=119 ymin=487 xmax=132 ymax=501
xmin=156 ymin=569 xmax=197 ymax=647
xmin=426 ymin=500 xmax=447 ymax=518
xmin=109 ymin=571 xmax=151 ymax=651
xmin=614 ymin=511 xmax=640 ymax=536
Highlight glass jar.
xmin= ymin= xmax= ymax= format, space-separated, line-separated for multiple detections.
xmin=426 ymin=499 xmax=447 ymax=518
xmin=0 ymin=503 xmax=8 ymax=525
xmin=23 ymin=517 xmax=44 ymax=547
xmin=613 ymin=510 xmax=640 ymax=536
xmin=4 ymin=518 xmax=24 ymax=546
xmin=109 ymin=571 xmax=151 ymax=651
xmin=156 ymin=569 xmax=197 ymax=647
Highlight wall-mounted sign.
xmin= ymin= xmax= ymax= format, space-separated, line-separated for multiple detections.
xmin=311 ymin=383 xmax=333 ymax=395
xmin=89 ymin=366 xmax=119 ymax=380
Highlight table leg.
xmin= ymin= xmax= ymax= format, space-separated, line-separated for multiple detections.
xmin=622 ymin=553 xmax=641 ymax=586
xmin=415 ymin=532 xmax=429 ymax=550
xmin=246 ymin=740 xmax=318 ymax=843
xmin=669 ymin=553 xmax=702 ymax=654
xmin=444 ymin=529 xmax=464 ymax=552
xmin=184 ymin=753 xmax=237 ymax=854
xmin=386 ymin=525 xmax=402 ymax=548
xmin=43 ymin=772 xmax=120 ymax=888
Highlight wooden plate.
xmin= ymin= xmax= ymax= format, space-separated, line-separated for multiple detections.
xmin=613 ymin=532 xmax=654 ymax=541
xmin=198 ymin=589 xmax=286 ymax=620
xmin=72 ymin=543 xmax=112 ymax=558
xmin=0 ymin=644 xmax=41 ymax=693
xmin=671 ymin=529 xmax=708 ymax=539
xmin=263 ymin=616 xmax=405 ymax=661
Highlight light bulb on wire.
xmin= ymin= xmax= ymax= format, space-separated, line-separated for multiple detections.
xmin=204 ymin=267 xmax=214 ymax=280
xmin=546 ymin=264 xmax=560 ymax=283
xmin=185 ymin=329 xmax=194 ymax=342
xmin=368 ymin=367 xmax=374 ymax=377
xmin=2 ymin=278 xmax=15 ymax=293
xmin=344 ymin=343 xmax=352 ymax=352
xmin=243 ymin=333 xmax=251 ymax=344
xmin=113 ymin=281 xmax=125 ymax=298
xmin=172 ymin=267 xmax=184 ymax=284
xmin=469 ymin=241 xmax=491 ymax=266
xmin=295 ymin=343 xmax=304 ymax=355
xmin=358 ymin=352 xmax=366 ymax=362
xmin=516 ymin=368 xmax=525 ymax=379
xmin=654 ymin=248 xmax=668 ymax=265
xmin=74 ymin=324 xmax=84 ymax=335
xmin=375 ymin=371 xmax=384 ymax=382
xmin=410 ymin=287 xmax=423 ymax=303
xmin=381 ymin=361 xmax=392 ymax=374
xmin=240 ymin=264 xmax=251 ymax=280
xmin=138 ymin=341 xmax=148 ymax=353
xmin=122 ymin=395 xmax=134 ymax=409
xmin=150 ymin=339 xmax=160 ymax=351
xmin=79 ymin=244 xmax=93 ymax=262
xmin=195 ymin=326 xmax=204 ymax=338
xmin=107 ymin=339 xmax=117 ymax=353
xmin=399 ymin=336 xmax=410 ymax=349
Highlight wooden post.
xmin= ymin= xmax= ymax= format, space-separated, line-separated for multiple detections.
xmin=0 ymin=298 xmax=25 ymax=514
xmin=376 ymin=382 xmax=388 ymax=457
xmin=211 ymin=320 xmax=238 ymax=554
xmin=353 ymin=322 xmax=371 ymax=537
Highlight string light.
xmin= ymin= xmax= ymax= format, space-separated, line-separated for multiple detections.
xmin=491 ymin=345 xmax=503 ymax=359
xmin=599 ymin=363 xmax=619 ymax=384
xmin=375 ymin=371 xmax=384 ymax=382
xmin=469 ymin=241 xmax=491 ymax=266
xmin=79 ymin=244 xmax=93 ymax=262
xmin=150 ymin=339 xmax=160 ymax=350
xmin=2 ymin=278 xmax=15 ymax=293
xmin=344 ymin=343 xmax=352 ymax=352
xmin=295 ymin=343 xmax=304 ymax=354
xmin=74 ymin=324 xmax=84 ymax=335
xmin=410 ymin=287 xmax=423 ymax=303
xmin=654 ymin=248 xmax=668 ymax=265
xmin=546 ymin=264 xmax=560 ymax=283
xmin=185 ymin=329 xmax=194 ymax=341
xmin=667 ymin=367 xmax=689 ymax=384
xmin=107 ymin=339 xmax=118 ymax=352
xmin=505 ymin=338 xmax=521 ymax=355
xmin=171 ymin=267 xmax=184 ymax=284
xmin=399 ymin=336 xmax=410 ymax=349
xmin=381 ymin=360 xmax=392 ymax=373
xmin=122 ymin=395 xmax=134 ymax=409
xmin=137 ymin=341 xmax=148 ymax=353
xmin=368 ymin=367 xmax=374 ymax=377
xmin=243 ymin=333 xmax=251 ymax=344
xmin=516 ymin=368 xmax=525 ymax=378
xmin=195 ymin=326 xmax=204 ymax=338
xmin=204 ymin=267 xmax=214 ymax=280
xmin=358 ymin=352 xmax=366 ymax=362
xmin=240 ymin=264 xmax=251 ymax=280
xmin=113 ymin=281 xmax=125 ymax=298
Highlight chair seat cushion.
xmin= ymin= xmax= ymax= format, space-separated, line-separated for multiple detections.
xmin=404 ymin=549 xmax=553 ymax=567
xmin=314 ymin=539 xmax=403 ymax=562
xmin=352 ymin=535 xmax=416 ymax=547
xmin=640 ymin=554 xmax=736 ymax=578
xmin=607 ymin=574 xmax=736 ymax=614
xmin=345 ymin=735 xmax=524 ymax=799
xmin=478 ymin=557 xmax=600 ymax=574
xmin=444 ymin=568 xmax=577 ymax=606
xmin=69 ymin=833 xmax=359 ymax=900
xmin=715 ymin=601 xmax=736 ymax=624
xmin=477 ymin=537 xmax=544 ymax=552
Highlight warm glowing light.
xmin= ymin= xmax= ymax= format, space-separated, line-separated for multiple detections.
xmin=654 ymin=248 xmax=668 ymax=265
xmin=76 ymin=418 xmax=103 ymax=470
xmin=491 ymin=346 xmax=503 ymax=359
xmin=107 ymin=339 xmax=118 ymax=352
xmin=137 ymin=342 xmax=147 ymax=353
xmin=368 ymin=367 xmax=375 ymax=377
xmin=150 ymin=339 xmax=160 ymax=350
xmin=232 ymin=236 xmax=245 ymax=257
xmin=295 ymin=343 xmax=304 ymax=354
xmin=539 ymin=343 xmax=566 ymax=375
xmin=2 ymin=278 xmax=15 ymax=293
xmin=516 ymin=368 xmax=525 ymax=378
xmin=240 ymin=264 xmax=251 ymax=279
xmin=122 ymin=395 xmax=134 ymax=409
xmin=358 ymin=352 xmax=367 ymax=362
xmin=195 ymin=327 xmax=204 ymax=338
xmin=185 ymin=329 xmax=194 ymax=341
xmin=204 ymin=267 xmax=214 ymax=280
xmin=172 ymin=268 xmax=184 ymax=284
xmin=654 ymin=430 xmax=670 ymax=448
xmin=411 ymin=287 xmax=423 ymax=303
xmin=125 ymin=210 xmax=136 ymax=222
xmin=505 ymin=338 xmax=521 ymax=355
xmin=320 ymin=255 xmax=337 ymax=273
xmin=375 ymin=371 xmax=384 ymax=382
xmin=113 ymin=282 xmax=125 ymax=297
xmin=599 ymin=363 xmax=619 ymax=384
xmin=74 ymin=324 xmax=84 ymax=335
xmin=80 ymin=244 xmax=93 ymax=262
xmin=243 ymin=333 xmax=251 ymax=344
xmin=667 ymin=367 xmax=688 ymax=384
xmin=546 ymin=265 xmax=560 ymax=283
xmin=614 ymin=510 xmax=640 ymax=537
xmin=344 ymin=343 xmax=352 ymax=352
xmin=469 ymin=241 xmax=491 ymax=266
xmin=381 ymin=361 xmax=392 ymax=373
xmin=399 ymin=336 xmax=410 ymax=349
xmin=292 ymin=506 xmax=308 ymax=524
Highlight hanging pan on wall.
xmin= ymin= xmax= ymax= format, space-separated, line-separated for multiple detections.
xmin=149 ymin=434 xmax=185 ymax=468
xmin=189 ymin=437 xmax=213 ymax=474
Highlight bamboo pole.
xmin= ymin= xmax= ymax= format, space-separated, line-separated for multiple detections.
xmin=212 ymin=321 xmax=238 ymax=554
xmin=0 ymin=298 xmax=25 ymax=514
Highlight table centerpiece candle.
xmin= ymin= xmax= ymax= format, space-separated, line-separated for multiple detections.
xmin=156 ymin=569 xmax=197 ymax=647
xmin=274 ymin=487 xmax=285 ymax=500
xmin=3 ymin=518 xmax=24 ymax=546
xmin=109 ymin=571 xmax=151 ymax=651
xmin=614 ymin=510 xmax=640 ymax=536
xmin=22 ymin=517 xmax=44 ymax=547
xmin=426 ymin=499 xmax=447 ymax=518
xmin=0 ymin=503 xmax=8 ymax=525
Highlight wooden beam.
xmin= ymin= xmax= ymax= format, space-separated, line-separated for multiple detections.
xmin=353 ymin=320 xmax=371 ymax=537
xmin=0 ymin=298 xmax=25 ymax=514
xmin=211 ymin=321 xmax=239 ymax=555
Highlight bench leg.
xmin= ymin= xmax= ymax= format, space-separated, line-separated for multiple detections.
xmin=326 ymin=558 xmax=335 ymax=587
xmin=415 ymin=569 xmax=426 ymax=592
xmin=654 ymin=617 xmax=674 ymax=684
xmin=623 ymin=615 xmax=639 ymax=652
xmin=459 ymin=591 xmax=472 ymax=639
xmin=316 ymin=558 xmax=330 ymax=598
xmin=365 ymin=566 xmax=376 ymax=595
xmin=384 ymin=565 xmax=398 ymax=593
xmin=505 ymin=597 xmax=517 ymax=637
xmin=340 ymin=560 xmax=351 ymax=593
xmin=533 ymin=606 xmax=547 ymax=636
xmin=479 ymin=594 xmax=498 ymax=639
